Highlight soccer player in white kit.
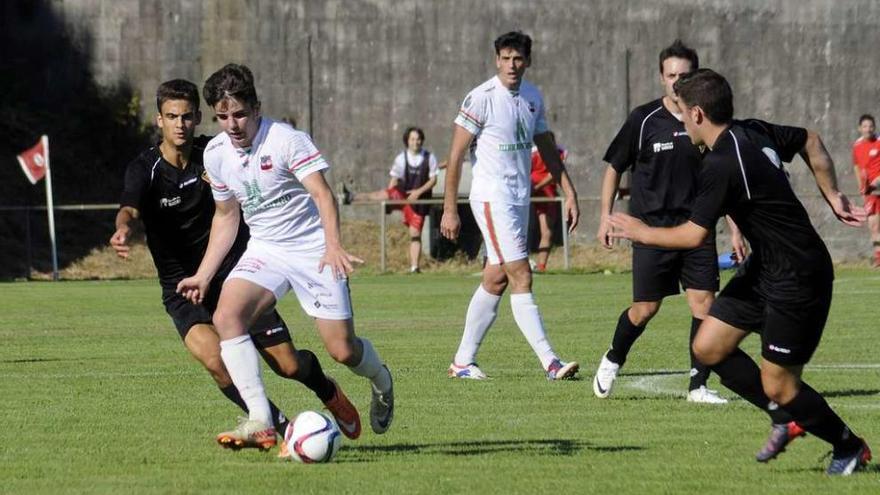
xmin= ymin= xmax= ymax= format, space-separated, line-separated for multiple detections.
xmin=441 ymin=32 xmax=581 ymax=380
xmin=177 ymin=64 xmax=394 ymax=450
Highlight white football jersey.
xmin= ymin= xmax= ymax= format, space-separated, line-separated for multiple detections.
xmin=204 ymin=118 xmax=328 ymax=251
xmin=454 ymin=76 xmax=549 ymax=205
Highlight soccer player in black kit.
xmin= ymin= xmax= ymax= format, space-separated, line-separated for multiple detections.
xmin=610 ymin=69 xmax=871 ymax=475
xmin=594 ymin=41 xmax=742 ymax=404
xmin=110 ymin=79 xmax=361 ymax=453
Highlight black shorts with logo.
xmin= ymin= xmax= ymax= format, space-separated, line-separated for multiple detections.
xmin=631 ymin=242 xmax=720 ymax=302
xmin=161 ymin=273 xmax=291 ymax=349
xmin=708 ymin=268 xmax=832 ymax=366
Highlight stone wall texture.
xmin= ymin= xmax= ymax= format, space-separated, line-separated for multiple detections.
xmin=47 ymin=0 xmax=880 ymax=259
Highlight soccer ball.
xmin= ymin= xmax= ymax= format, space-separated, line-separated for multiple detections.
xmin=284 ymin=411 xmax=342 ymax=463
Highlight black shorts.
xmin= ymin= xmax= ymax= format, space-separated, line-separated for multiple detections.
xmin=631 ymin=243 xmax=719 ymax=301
xmin=708 ymin=270 xmax=832 ymax=366
xmin=161 ymin=281 xmax=292 ymax=349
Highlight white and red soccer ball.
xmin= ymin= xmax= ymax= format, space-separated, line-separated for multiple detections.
xmin=284 ymin=411 xmax=342 ymax=463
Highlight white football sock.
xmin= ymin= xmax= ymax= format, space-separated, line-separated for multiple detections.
xmin=510 ymin=292 xmax=558 ymax=369
xmin=453 ymin=284 xmax=501 ymax=365
xmin=350 ymin=337 xmax=391 ymax=393
xmin=219 ymin=334 xmax=272 ymax=426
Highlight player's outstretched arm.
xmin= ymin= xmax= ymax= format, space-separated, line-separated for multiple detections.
xmin=800 ymin=130 xmax=866 ymax=227
xmin=608 ymin=213 xmax=709 ymax=250
xmin=440 ymin=125 xmax=474 ymax=241
xmin=534 ymin=131 xmax=579 ymax=233
xmin=302 ymin=171 xmax=364 ymax=279
xmin=110 ymin=206 xmax=140 ymax=259
xmin=177 ymin=198 xmax=240 ymax=304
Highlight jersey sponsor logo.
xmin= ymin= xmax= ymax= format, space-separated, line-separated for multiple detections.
xmin=761 ymin=147 xmax=783 ymax=169
xmin=768 ymin=344 xmax=791 ymax=354
xmin=498 ymin=116 xmax=532 ymax=151
xmin=159 ymin=196 xmax=181 ymax=208
xmin=673 ymin=131 xmax=689 ymax=137
xmin=652 ymin=141 xmax=674 ymax=153
xmin=264 ymin=326 xmax=284 ymax=336
xmin=179 ymin=177 xmax=198 ymax=188
xmin=260 ymin=155 xmax=273 ymax=171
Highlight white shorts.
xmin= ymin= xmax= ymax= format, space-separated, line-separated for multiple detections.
xmin=470 ymin=200 xmax=530 ymax=265
xmin=227 ymin=240 xmax=353 ymax=320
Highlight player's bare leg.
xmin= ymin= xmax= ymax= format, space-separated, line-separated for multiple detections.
xmin=534 ymin=211 xmax=553 ymax=272
xmin=212 ymin=279 xmax=277 ymax=450
xmin=684 ymin=289 xmax=726 ymax=404
xmin=316 ymin=318 xmax=392 ymax=435
xmin=408 ymin=224 xmax=422 ymax=273
xmin=869 ymin=214 xmax=880 ymax=266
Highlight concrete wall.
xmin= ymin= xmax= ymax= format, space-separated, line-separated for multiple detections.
xmin=50 ymin=0 xmax=880 ymax=259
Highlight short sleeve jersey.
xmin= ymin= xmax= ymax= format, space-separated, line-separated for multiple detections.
xmin=851 ymin=135 xmax=880 ymax=190
xmin=454 ymin=76 xmax=549 ymax=205
xmin=203 ymin=118 xmax=328 ymax=251
xmin=688 ymin=119 xmax=832 ymax=298
xmin=119 ymin=136 xmax=248 ymax=285
xmin=603 ymin=98 xmax=703 ymax=227
xmin=389 ymin=150 xmax=439 ymax=179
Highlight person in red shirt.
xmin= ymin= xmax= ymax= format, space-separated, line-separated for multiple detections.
xmin=851 ymin=114 xmax=880 ymax=266
xmin=529 ymin=137 xmax=565 ymax=272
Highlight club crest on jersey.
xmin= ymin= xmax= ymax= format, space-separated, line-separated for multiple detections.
xmin=260 ymin=155 xmax=273 ymax=171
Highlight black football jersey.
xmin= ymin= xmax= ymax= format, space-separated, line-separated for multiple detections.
xmin=119 ymin=136 xmax=248 ymax=285
xmin=688 ymin=119 xmax=832 ymax=299
xmin=604 ymin=98 xmax=704 ymax=228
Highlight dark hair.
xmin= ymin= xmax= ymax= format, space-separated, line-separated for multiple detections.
xmin=659 ymin=39 xmax=699 ymax=74
xmin=203 ymin=64 xmax=259 ymax=108
xmin=673 ymin=69 xmax=734 ymax=124
xmin=156 ymin=79 xmax=200 ymax=112
xmin=859 ymin=114 xmax=875 ymax=125
xmin=402 ymin=126 xmax=425 ymax=147
xmin=494 ymin=31 xmax=532 ymax=59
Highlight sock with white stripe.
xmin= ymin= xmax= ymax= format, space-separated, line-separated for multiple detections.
xmin=219 ymin=334 xmax=272 ymax=426
xmin=453 ymin=284 xmax=501 ymax=365
xmin=510 ymin=292 xmax=558 ymax=369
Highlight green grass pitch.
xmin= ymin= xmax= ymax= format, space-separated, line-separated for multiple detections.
xmin=1 ymin=269 xmax=878 ymax=493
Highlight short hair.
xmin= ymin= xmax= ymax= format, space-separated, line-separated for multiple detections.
xmin=494 ymin=31 xmax=532 ymax=59
xmin=402 ymin=126 xmax=425 ymax=147
xmin=156 ymin=79 xmax=200 ymax=112
xmin=203 ymin=64 xmax=259 ymax=108
xmin=859 ymin=114 xmax=875 ymax=125
xmin=673 ymin=69 xmax=734 ymax=124
xmin=659 ymin=39 xmax=699 ymax=74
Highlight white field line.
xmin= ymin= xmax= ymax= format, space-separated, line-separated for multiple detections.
xmin=624 ymin=364 xmax=880 ymax=408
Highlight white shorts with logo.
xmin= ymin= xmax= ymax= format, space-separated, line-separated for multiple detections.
xmin=470 ymin=200 xmax=530 ymax=265
xmin=227 ymin=240 xmax=353 ymax=320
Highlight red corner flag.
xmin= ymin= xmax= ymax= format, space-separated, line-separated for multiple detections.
xmin=17 ymin=135 xmax=49 ymax=185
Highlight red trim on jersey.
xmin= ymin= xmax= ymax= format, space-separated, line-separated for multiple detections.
xmin=291 ymin=151 xmax=322 ymax=170
xmin=483 ymin=202 xmax=504 ymax=264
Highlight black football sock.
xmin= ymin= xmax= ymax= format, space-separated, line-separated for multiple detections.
xmin=688 ymin=317 xmax=711 ymax=391
xmin=780 ymin=382 xmax=862 ymax=455
xmin=220 ymin=384 xmax=289 ymax=433
xmin=606 ymin=308 xmax=645 ymax=366
xmin=710 ymin=348 xmax=793 ymax=424
xmin=293 ymin=349 xmax=336 ymax=403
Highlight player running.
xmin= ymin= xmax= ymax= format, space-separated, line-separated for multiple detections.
xmin=177 ymin=65 xmax=394 ymax=450
xmin=441 ymin=31 xmax=580 ymax=381
xmin=110 ymin=79 xmax=359 ymax=454
xmin=609 ymin=69 xmax=871 ymax=475
xmin=850 ymin=114 xmax=880 ymax=267
xmin=593 ymin=40 xmax=743 ymax=404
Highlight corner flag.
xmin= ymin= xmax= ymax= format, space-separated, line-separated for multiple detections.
xmin=16 ymin=135 xmax=59 ymax=280
xmin=17 ymin=135 xmax=49 ymax=184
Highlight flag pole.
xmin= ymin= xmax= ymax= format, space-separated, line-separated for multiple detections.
xmin=42 ymin=135 xmax=59 ymax=281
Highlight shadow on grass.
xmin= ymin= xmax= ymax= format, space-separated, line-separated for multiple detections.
xmin=338 ymin=439 xmax=644 ymax=462
xmin=0 ymin=357 xmax=67 ymax=364
xmin=821 ymin=388 xmax=880 ymax=399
